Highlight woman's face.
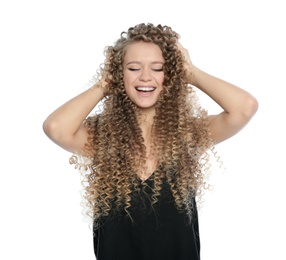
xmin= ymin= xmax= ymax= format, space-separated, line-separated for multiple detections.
xmin=123 ymin=41 xmax=165 ymax=111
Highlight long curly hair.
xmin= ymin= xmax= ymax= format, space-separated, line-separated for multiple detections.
xmin=71 ymin=23 xmax=215 ymax=225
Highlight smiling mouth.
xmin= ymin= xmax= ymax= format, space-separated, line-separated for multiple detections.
xmin=135 ymin=87 xmax=156 ymax=92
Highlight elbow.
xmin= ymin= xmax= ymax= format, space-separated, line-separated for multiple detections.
xmin=231 ymin=95 xmax=259 ymax=128
xmin=244 ymin=95 xmax=259 ymax=120
xmin=42 ymin=117 xmax=61 ymax=141
xmin=42 ymin=117 xmax=53 ymax=139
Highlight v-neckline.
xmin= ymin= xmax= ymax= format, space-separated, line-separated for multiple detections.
xmin=138 ymin=170 xmax=156 ymax=183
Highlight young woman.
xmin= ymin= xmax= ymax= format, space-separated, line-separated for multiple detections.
xmin=43 ymin=23 xmax=258 ymax=260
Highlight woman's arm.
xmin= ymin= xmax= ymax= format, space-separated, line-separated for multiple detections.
xmin=42 ymin=82 xmax=105 ymax=154
xmin=192 ymin=68 xmax=258 ymax=144
xmin=178 ymin=42 xmax=259 ymax=144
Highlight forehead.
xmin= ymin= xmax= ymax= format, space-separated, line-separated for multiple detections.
xmin=124 ymin=41 xmax=164 ymax=63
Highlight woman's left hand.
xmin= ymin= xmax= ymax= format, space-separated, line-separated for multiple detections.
xmin=177 ymin=41 xmax=196 ymax=84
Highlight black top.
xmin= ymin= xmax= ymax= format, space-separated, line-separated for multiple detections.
xmin=93 ymin=175 xmax=200 ymax=260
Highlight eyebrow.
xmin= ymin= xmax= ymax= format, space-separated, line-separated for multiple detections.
xmin=126 ymin=61 xmax=164 ymax=65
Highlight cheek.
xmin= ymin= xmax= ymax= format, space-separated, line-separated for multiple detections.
xmin=123 ymin=77 xmax=133 ymax=95
xmin=123 ymin=73 xmax=127 ymax=85
xmin=123 ymin=77 xmax=130 ymax=92
xmin=123 ymin=72 xmax=133 ymax=85
xmin=156 ymin=74 xmax=165 ymax=86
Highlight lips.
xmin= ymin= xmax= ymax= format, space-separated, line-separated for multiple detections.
xmin=135 ymin=86 xmax=156 ymax=92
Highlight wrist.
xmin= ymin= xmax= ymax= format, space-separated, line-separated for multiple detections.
xmin=90 ymin=82 xmax=105 ymax=99
xmin=186 ymin=65 xmax=199 ymax=86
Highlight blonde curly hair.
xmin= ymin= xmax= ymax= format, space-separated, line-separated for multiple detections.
xmin=71 ymin=23 xmax=216 ymax=225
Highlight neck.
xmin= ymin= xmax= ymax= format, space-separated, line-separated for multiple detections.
xmin=137 ymin=107 xmax=155 ymax=124
xmin=138 ymin=113 xmax=154 ymax=135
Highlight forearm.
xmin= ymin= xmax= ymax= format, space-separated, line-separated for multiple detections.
xmin=191 ymin=67 xmax=257 ymax=117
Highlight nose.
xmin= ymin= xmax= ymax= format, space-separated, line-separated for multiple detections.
xmin=139 ymin=68 xmax=152 ymax=82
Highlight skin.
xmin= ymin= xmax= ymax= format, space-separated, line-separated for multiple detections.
xmin=43 ymin=41 xmax=259 ymax=165
xmin=123 ymin=42 xmax=165 ymax=114
xmin=180 ymin=50 xmax=259 ymax=143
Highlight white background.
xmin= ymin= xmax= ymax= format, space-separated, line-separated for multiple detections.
xmin=1 ymin=0 xmax=285 ymax=259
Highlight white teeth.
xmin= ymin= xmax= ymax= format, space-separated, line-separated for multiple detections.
xmin=135 ymin=87 xmax=155 ymax=92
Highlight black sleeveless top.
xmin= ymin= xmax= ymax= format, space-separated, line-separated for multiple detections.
xmin=93 ymin=175 xmax=200 ymax=260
